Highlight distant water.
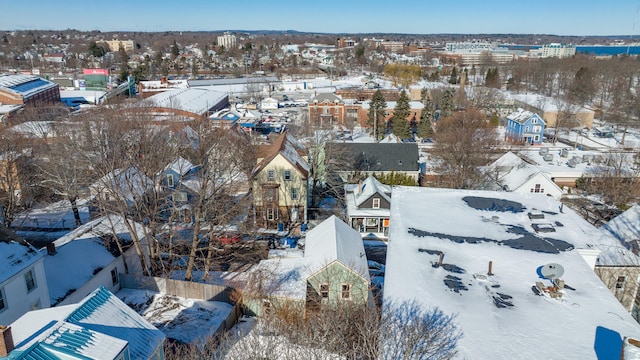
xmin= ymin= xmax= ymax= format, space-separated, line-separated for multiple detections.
xmin=576 ymin=46 xmax=640 ymax=55
xmin=507 ymin=45 xmax=640 ymax=56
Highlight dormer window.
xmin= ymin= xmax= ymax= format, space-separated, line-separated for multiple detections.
xmin=373 ymin=198 xmax=380 ymax=209
xmin=167 ymin=174 xmax=174 ymax=188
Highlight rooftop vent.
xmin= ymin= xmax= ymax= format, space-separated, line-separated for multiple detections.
xmin=527 ymin=211 xmax=545 ymax=220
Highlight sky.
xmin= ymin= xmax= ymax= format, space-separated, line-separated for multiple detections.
xmin=2 ymin=0 xmax=640 ymax=36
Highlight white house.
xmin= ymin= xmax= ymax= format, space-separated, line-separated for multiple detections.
xmin=486 ymin=151 xmax=563 ymax=198
xmin=260 ymin=97 xmax=279 ymax=110
xmin=90 ymin=167 xmax=154 ymax=205
xmin=344 ymin=176 xmax=392 ymax=239
xmin=0 ymin=225 xmax=50 ymax=326
xmin=44 ymin=215 xmax=148 ymax=307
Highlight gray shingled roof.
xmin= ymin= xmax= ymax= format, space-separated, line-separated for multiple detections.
xmin=337 ymin=143 xmax=419 ymax=172
xmin=310 ymin=92 xmax=344 ymax=104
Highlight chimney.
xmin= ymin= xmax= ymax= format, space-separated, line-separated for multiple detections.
xmin=0 ymin=325 xmax=14 ymax=357
xmin=46 ymin=242 xmax=56 ymax=255
xmin=488 ymin=261 xmax=493 ymax=276
xmin=438 ymin=252 xmax=444 ymax=266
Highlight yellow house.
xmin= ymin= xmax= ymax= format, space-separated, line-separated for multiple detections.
xmin=252 ymin=131 xmax=309 ymax=228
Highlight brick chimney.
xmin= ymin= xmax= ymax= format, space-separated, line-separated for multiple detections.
xmin=0 ymin=325 xmax=15 ymax=357
xmin=46 ymin=242 xmax=56 ymax=255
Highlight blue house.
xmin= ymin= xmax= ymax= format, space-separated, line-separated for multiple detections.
xmin=505 ymin=109 xmax=546 ymax=145
xmin=158 ymin=157 xmax=201 ymax=223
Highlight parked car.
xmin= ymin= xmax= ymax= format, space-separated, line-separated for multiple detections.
xmin=217 ymin=233 xmax=241 ymax=245
xmin=368 ymin=260 xmax=386 ymax=277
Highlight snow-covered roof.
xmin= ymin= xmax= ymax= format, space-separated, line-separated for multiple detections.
xmin=9 ymin=286 xmax=165 ymax=359
xmin=162 ymin=156 xmax=197 ymax=176
xmin=0 ymin=74 xmax=58 ymax=99
xmin=487 ymin=152 xmax=562 ymax=195
xmin=143 ymin=87 xmax=228 ymax=116
xmin=384 ymin=187 xmax=640 ymax=359
xmin=92 ymin=167 xmax=153 ymax=202
xmin=0 ymin=224 xmax=42 ymax=285
xmin=305 ymin=215 xmax=369 ymax=279
xmin=44 ymin=215 xmax=146 ymax=305
xmin=347 ymin=176 xmax=391 ymax=209
xmin=506 ymin=108 xmax=545 ymax=125
xmin=604 ymin=205 xmax=640 ymax=243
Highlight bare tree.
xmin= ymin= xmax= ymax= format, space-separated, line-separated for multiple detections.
xmin=182 ymin=125 xmax=255 ymax=282
xmin=431 ymin=108 xmax=500 ymax=189
xmin=0 ymin=128 xmax=31 ymax=227
xmin=580 ymin=152 xmax=640 ymax=207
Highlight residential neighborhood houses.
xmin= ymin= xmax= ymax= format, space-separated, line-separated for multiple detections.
xmin=0 ymin=27 xmax=639 ymax=359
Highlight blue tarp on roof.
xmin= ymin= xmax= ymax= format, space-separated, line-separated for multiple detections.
xmin=10 ymin=79 xmax=52 ymax=94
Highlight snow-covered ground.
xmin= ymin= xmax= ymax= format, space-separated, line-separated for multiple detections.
xmin=117 ymin=288 xmax=234 ymax=344
xmin=13 ymin=198 xmax=91 ymax=229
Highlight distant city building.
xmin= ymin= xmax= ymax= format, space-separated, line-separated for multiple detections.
xmin=445 ymin=41 xmax=495 ymax=53
xmin=337 ymin=37 xmax=356 ymax=48
xmin=380 ymin=41 xmax=404 ymax=52
xmin=102 ymin=39 xmax=135 ymax=52
xmin=443 ymin=41 xmax=521 ymax=65
xmin=217 ymin=32 xmax=237 ymax=49
xmin=531 ymin=43 xmax=577 ymax=58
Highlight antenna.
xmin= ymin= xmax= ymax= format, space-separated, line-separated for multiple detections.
xmin=540 ymin=263 xmax=564 ymax=280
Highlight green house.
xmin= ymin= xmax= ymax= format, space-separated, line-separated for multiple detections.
xmin=244 ymin=215 xmax=372 ymax=316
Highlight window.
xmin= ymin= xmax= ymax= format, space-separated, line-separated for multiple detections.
xmin=341 ymin=284 xmax=351 ymax=300
xmin=533 ymin=126 xmax=542 ymax=133
xmin=267 ymin=170 xmax=275 ymax=181
xmin=531 ymin=184 xmax=543 ymax=193
xmin=111 ymin=268 xmax=119 ymax=286
xmin=166 ymin=174 xmax=174 ymax=187
xmin=320 ymin=284 xmax=329 ymax=298
xmin=372 ymin=198 xmax=380 ymax=209
xmin=262 ymin=300 xmax=272 ymax=314
xmin=25 ymin=268 xmax=36 ymax=292
xmin=266 ymin=208 xmax=278 ymax=221
xmin=534 ymin=135 xmax=540 ymax=142
xmin=616 ymin=276 xmax=626 ymax=290
xmin=365 ymin=218 xmax=379 ymax=226
xmin=0 ymin=287 xmax=6 ymax=312
xmin=532 ymin=118 xmax=538 ymax=124
xmin=525 ymin=126 xmax=529 ymax=132
xmin=173 ymin=191 xmax=187 ymax=202
xmin=284 ymin=170 xmax=292 ymax=181
xmin=291 ymin=188 xmax=298 ymax=200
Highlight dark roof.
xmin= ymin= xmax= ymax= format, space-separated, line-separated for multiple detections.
xmin=337 ymin=143 xmax=419 ymax=172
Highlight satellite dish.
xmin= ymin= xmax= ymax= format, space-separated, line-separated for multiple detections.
xmin=540 ymin=263 xmax=564 ymax=280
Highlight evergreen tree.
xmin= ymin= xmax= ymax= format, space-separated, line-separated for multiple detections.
xmin=485 ymin=67 xmax=500 ymax=88
xmin=439 ymin=88 xmax=455 ymax=119
xmin=392 ymin=90 xmax=412 ymax=139
xmin=88 ymin=41 xmax=106 ymax=58
xmin=418 ymin=95 xmax=434 ymax=138
xmin=367 ymin=89 xmax=386 ymax=140
xmin=449 ymin=67 xmax=459 ymax=84
xmin=171 ymin=40 xmax=180 ymax=59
